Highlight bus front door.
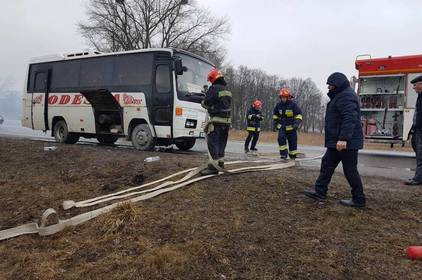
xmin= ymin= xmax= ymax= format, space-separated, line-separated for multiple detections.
xmin=152 ymin=62 xmax=173 ymax=136
xmin=32 ymin=70 xmax=51 ymax=131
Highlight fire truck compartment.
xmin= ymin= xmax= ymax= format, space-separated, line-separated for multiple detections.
xmin=358 ymin=75 xmax=405 ymax=140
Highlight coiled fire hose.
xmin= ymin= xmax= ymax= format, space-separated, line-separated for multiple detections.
xmin=0 ymin=159 xmax=308 ymax=241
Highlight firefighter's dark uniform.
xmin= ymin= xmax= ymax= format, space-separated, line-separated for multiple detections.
xmin=201 ymin=78 xmax=232 ymax=171
xmin=273 ymin=100 xmax=302 ymax=158
xmin=244 ymin=106 xmax=263 ymax=151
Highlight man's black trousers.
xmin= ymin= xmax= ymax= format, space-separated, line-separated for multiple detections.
xmin=314 ymin=148 xmax=366 ymax=204
xmin=207 ymin=124 xmax=230 ymax=160
xmin=413 ymin=128 xmax=422 ymax=182
xmin=244 ymin=131 xmax=260 ymax=150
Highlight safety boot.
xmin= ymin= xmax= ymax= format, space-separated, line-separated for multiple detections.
xmin=244 ymin=148 xmax=250 ymax=153
xmin=303 ymin=190 xmax=326 ymax=201
xmin=339 ymin=199 xmax=365 ymax=208
xmin=218 ymin=160 xmax=224 ymax=169
xmin=280 ymin=154 xmax=288 ymax=160
xmin=200 ymin=164 xmax=219 ymax=176
xmin=250 ymin=147 xmax=258 ymax=151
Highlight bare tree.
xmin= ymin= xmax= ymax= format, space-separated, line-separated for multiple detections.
xmin=78 ymin=0 xmax=229 ymax=65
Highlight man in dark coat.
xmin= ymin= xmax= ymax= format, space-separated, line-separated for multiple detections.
xmin=303 ymin=72 xmax=366 ymax=208
xmin=405 ymin=75 xmax=422 ymax=185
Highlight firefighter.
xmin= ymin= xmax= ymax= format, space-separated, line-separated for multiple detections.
xmin=272 ymin=88 xmax=302 ymax=160
xmin=200 ymin=68 xmax=232 ymax=176
xmin=244 ymin=99 xmax=263 ymax=153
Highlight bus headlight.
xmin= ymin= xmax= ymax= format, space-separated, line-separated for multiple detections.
xmin=185 ymin=119 xmax=197 ymax=128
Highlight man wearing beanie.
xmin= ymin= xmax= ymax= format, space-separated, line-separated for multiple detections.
xmin=303 ymin=72 xmax=366 ymax=208
xmin=405 ymin=75 xmax=422 ymax=185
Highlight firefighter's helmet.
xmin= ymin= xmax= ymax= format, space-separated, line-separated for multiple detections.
xmin=279 ymin=88 xmax=291 ymax=98
xmin=253 ymin=100 xmax=262 ymax=109
xmin=207 ymin=68 xmax=223 ymax=84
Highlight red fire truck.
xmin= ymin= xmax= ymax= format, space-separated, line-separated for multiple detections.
xmin=355 ymin=54 xmax=422 ymax=147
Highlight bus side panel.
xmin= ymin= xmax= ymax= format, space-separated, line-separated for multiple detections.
xmin=48 ymin=93 xmax=96 ymax=134
xmin=22 ymin=93 xmax=33 ymax=129
xmin=121 ymin=92 xmax=156 ymax=138
xmin=32 ymin=93 xmax=46 ymax=130
xmin=22 ymin=66 xmax=32 ymax=128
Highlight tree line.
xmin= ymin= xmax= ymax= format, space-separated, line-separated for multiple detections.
xmin=224 ymin=65 xmax=326 ymax=132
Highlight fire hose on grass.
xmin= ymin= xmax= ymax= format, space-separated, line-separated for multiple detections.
xmin=0 ymin=159 xmax=299 ymax=241
xmin=0 ymin=110 xmax=322 ymax=241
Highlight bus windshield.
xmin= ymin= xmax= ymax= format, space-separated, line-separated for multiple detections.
xmin=175 ymin=53 xmax=214 ymax=102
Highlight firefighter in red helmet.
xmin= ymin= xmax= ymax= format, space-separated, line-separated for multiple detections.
xmin=273 ymin=88 xmax=303 ymax=160
xmin=244 ymin=99 xmax=263 ymax=153
xmin=200 ymin=68 xmax=232 ymax=175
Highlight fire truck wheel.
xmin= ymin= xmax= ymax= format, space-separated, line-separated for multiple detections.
xmin=175 ymin=138 xmax=196 ymax=151
xmin=131 ymin=124 xmax=155 ymax=151
xmin=96 ymin=135 xmax=119 ymax=145
xmin=53 ymin=120 xmax=79 ymax=144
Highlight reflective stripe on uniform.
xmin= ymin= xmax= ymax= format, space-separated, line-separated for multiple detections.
xmin=210 ymin=116 xmax=231 ymax=124
xmin=289 ymin=150 xmax=299 ymax=155
xmin=247 ymin=127 xmax=261 ymax=132
xmin=285 ymin=126 xmax=294 ymax=131
xmin=295 ymin=114 xmax=303 ymax=120
xmin=218 ymin=90 xmax=232 ymax=98
xmin=279 ymin=145 xmax=288 ymax=151
xmin=248 ymin=114 xmax=254 ymax=120
xmin=285 ymin=110 xmax=293 ymax=117
xmin=273 ymin=115 xmax=280 ymax=120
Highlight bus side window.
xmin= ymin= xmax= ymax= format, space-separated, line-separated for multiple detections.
xmin=34 ymin=72 xmax=47 ymax=93
xmin=156 ymin=65 xmax=171 ymax=93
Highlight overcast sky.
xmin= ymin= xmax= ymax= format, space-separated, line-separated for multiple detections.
xmin=1 ymin=0 xmax=421 ymax=93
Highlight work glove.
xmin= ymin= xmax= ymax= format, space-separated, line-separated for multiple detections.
xmin=256 ymin=114 xmax=263 ymax=121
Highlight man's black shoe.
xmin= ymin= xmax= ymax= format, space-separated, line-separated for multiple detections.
xmin=200 ymin=164 xmax=219 ymax=176
xmin=244 ymin=148 xmax=249 ymax=153
xmin=303 ymin=190 xmax=326 ymax=201
xmin=339 ymin=199 xmax=365 ymax=208
xmin=404 ymin=179 xmax=422 ymax=186
xmin=250 ymin=148 xmax=258 ymax=151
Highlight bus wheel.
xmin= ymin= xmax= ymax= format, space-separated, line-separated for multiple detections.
xmin=97 ymin=134 xmax=119 ymax=145
xmin=53 ymin=120 xmax=79 ymax=144
xmin=131 ymin=124 xmax=155 ymax=151
xmin=175 ymin=138 xmax=196 ymax=151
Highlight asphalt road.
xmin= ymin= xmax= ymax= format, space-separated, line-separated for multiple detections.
xmin=0 ymin=119 xmax=417 ymax=181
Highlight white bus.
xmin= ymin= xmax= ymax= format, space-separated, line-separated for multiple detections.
xmin=22 ymin=48 xmax=212 ymax=150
